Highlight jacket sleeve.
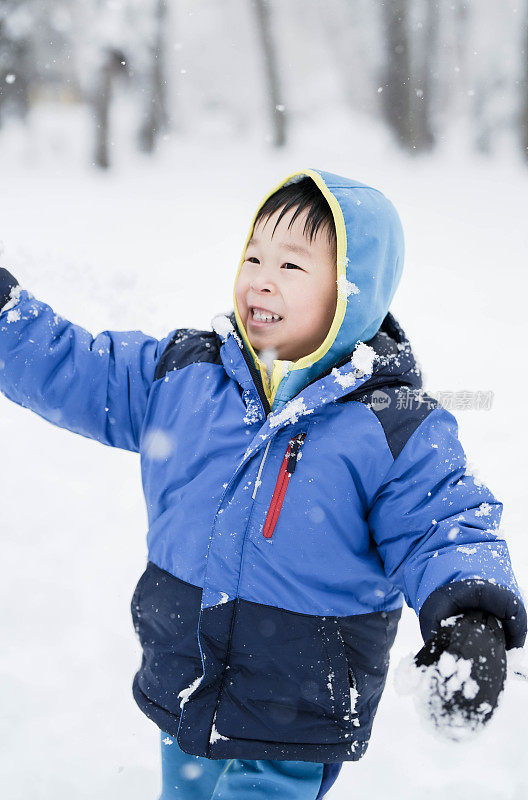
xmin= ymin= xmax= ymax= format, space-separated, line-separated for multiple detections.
xmin=367 ymin=404 xmax=527 ymax=649
xmin=0 ymin=269 xmax=176 ymax=453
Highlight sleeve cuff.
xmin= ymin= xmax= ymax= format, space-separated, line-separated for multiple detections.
xmin=0 ymin=268 xmax=19 ymax=310
xmin=419 ymin=578 xmax=527 ymax=650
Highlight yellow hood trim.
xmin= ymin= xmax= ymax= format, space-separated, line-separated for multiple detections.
xmin=232 ymin=168 xmax=348 ymax=407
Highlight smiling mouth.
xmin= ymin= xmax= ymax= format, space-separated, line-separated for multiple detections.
xmin=249 ymin=306 xmax=283 ymax=324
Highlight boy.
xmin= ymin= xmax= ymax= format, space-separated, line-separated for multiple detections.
xmin=0 ymin=168 xmax=525 ymax=800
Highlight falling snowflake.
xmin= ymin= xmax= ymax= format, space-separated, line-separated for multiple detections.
xmin=143 ymin=428 xmax=173 ymax=459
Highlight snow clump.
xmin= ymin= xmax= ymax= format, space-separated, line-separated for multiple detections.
xmin=6 ymin=308 xmax=21 ymax=323
xmin=395 ymin=651 xmax=487 ymax=742
xmin=209 ymin=711 xmax=230 ymax=743
xmin=337 ymin=275 xmax=360 ymax=298
xmin=457 ymin=545 xmax=478 ymax=556
xmin=243 ymin=392 xmax=262 ymax=425
xmin=332 ymin=343 xmax=376 ymax=389
xmin=475 ymin=502 xmax=493 ymax=517
xmin=332 ymin=368 xmax=356 ymax=389
xmin=1 ymin=283 xmax=22 ymax=314
xmin=351 ymin=343 xmax=376 ymax=375
xmin=269 ymin=397 xmax=313 ymax=428
xmin=177 ymin=675 xmax=203 ymax=709
xmin=211 ymin=314 xmax=234 ymax=340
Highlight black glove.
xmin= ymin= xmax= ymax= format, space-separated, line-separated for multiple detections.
xmin=414 ymin=610 xmax=507 ymax=738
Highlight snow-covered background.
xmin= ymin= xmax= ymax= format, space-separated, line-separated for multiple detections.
xmin=1 ymin=99 xmax=528 ymax=799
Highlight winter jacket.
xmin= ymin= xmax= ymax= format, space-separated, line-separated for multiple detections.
xmin=0 ymin=169 xmax=525 ymax=764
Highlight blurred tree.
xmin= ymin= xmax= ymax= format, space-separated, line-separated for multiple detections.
xmin=379 ymin=0 xmax=413 ymax=149
xmin=379 ymin=0 xmax=437 ymax=153
xmin=410 ymin=0 xmax=438 ymax=152
xmin=0 ymin=0 xmax=526 ymax=165
xmin=252 ymin=0 xmax=286 ymax=147
xmin=92 ymin=47 xmax=129 ymax=169
xmin=458 ymin=0 xmax=523 ymax=158
xmin=80 ymin=0 xmax=169 ymax=168
xmin=0 ymin=1 xmax=34 ymax=126
xmin=137 ymin=0 xmax=169 ymax=153
xmin=523 ymin=9 xmax=528 ymax=162
xmin=432 ymin=0 xmax=470 ymax=145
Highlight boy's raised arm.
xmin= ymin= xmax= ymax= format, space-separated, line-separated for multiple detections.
xmin=367 ymin=403 xmax=527 ymax=650
xmin=0 ymin=268 xmax=175 ymax=453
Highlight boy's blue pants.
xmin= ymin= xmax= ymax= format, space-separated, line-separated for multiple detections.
xmin=159 ymin=733 xmax=342 ymax=799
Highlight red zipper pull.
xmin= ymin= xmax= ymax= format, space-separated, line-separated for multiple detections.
xmin=262 ymin=432 xmax=307 ymax=539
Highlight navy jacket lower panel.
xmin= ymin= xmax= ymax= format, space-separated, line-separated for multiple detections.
xmin=131 ymin=561 xmax=401 ymax=762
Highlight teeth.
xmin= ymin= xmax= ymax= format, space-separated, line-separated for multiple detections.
xmin=252 ymin=308 xmax=281 ymax=322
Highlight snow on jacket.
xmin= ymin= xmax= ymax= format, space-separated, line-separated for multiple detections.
xmin=0 ymin=169 xmax=525 ymax=764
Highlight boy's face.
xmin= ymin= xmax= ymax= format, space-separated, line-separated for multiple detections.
xmin=235 ymin=206 xmax=337 ymax=362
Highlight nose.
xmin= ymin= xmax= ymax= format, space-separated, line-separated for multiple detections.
xmin=249 ymin=271 xmax=276 ymax=294
xmin=250 ymin=281 xmax=272 ymax=294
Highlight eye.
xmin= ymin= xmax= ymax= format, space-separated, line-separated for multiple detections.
xmin=245 ymin=256 xmax=260 ymax=264
xmin=282 ymin=262 xmax=303 ymax=270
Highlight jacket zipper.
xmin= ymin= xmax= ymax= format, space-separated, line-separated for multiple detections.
xmin=262 ymin=433 xmax=307 ymax=539
xmin=233 ymin=319 xmax=272 ymax=417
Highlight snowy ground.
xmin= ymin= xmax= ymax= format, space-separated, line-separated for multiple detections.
xmin=1 ymin=102 xmax=528 ymax=799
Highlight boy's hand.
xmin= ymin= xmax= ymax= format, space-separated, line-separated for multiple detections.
xmin=413 ymin=610 xmax=507 ymax=739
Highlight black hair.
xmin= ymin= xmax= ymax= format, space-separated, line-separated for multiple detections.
xmin=253 ymin=176 xmax=336 ymax=250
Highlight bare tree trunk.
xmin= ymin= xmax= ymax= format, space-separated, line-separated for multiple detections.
xmin=0 ymin=17 xmax=32 ymax=129
xmin=137 ymin=0 xmax=169 ymax=154
xmin=522 ymin=11 xmax=528 ymax=162
xmin=252 ymin=0 xmax=286 ymax=148
xmin=380 ymin=0 xmax=439 ymax=153
xmin=93 ymin=62 xmax=111 ymax=169
xmin=379 ymin=0 xmax=413 ymax=150
xmin=411 ymin=0 xmax=438 ymax=152
xmin=92 ymin=48 xmax=128 ymax=169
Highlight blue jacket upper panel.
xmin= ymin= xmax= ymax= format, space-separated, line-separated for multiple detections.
xmin=0 ymin=272 xmax=524 ymax=637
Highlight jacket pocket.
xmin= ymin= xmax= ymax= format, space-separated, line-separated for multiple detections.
xmin=131 ymin=561 xmax=205 ymax=716
xmin=215 ymin=603 xmax=353 ymax=745
xmin=262 ymin=432 xmax=307 ymax=539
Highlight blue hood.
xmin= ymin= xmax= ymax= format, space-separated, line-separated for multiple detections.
xmin=233 ymin=168 xmax=405 ymax=410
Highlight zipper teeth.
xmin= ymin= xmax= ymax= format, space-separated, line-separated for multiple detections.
xmin=252 ymin=440 xmax=272 ymax=500
xmin=262 ymin=443 xmax=293 ymax=539
xmin=265 ymin=461 xmax=290 ymax=534
xmin=235 ymin=324 xmax=271 ymax=416
xmin=266 ymin=473 xmax=289 ymax=535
